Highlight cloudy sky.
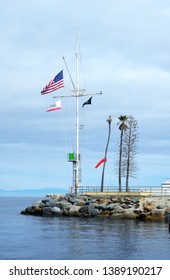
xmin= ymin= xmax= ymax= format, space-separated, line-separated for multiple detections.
xmin=0 ymin=0 xmax=170 ymax=192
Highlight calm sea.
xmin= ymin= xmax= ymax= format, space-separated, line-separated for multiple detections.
xmin=0 ymin=196 xmax=170 ymax=260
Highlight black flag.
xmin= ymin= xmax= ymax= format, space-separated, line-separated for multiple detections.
xmin=82 ymin=97 xmax=93 ymax=108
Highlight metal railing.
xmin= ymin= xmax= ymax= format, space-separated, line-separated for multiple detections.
xmin=76 ymin=186 xmax=170 ymax=196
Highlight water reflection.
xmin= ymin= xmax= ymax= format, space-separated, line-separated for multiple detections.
xmin=38 ymin=217 xmax=170 ymax=260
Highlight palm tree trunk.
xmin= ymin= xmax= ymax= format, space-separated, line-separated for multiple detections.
xmin=118 ymin=130 xmax=123 ymax=192
xmin=101 ymin=119 xmax=111 ymax=192
xmin=117 ymin=115 xmax=128 ymax=192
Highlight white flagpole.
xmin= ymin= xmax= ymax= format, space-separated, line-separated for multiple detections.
xmin=75 ymin=35 xmax=79 ymax=193
xmin=53 ymin=38 xmax=102 ymax=194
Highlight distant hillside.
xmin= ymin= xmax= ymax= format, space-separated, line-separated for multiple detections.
xmin=0 ymin=188 xmax=68 ymax=197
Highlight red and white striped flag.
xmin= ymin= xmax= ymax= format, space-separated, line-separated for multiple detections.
xmin=46 ymin=100 xmax=62 ymax=112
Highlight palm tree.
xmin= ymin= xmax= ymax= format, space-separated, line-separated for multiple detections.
xmin=101 ymin=115 xmax=112 ymax=192
xmin=117 ymin=115 xmax=128 ymax=192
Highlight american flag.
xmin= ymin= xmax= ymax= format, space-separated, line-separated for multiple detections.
xmin=41 ymin=70 xmax=64 ymax=95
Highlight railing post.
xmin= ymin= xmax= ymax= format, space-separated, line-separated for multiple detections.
xmin=167 ymin=210 xmax=170 ymax=233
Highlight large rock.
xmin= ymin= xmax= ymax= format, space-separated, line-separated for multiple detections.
xmin=74 ymin=199 xmax=87 ymax=206
xmin=94 ymin=203 xmax=107 ymax=211
xmin=151 ymin=209 xmax=165 ymax=218
xmin=113 ymin=204 xmax=125 ymax=214
xmin=123 ymin=208 xmax=138 ymax=219
xmin=96 ymin=198 xmax=110 ymax=204
xmin=53 ymin=207 xmax=63 ymax=214
xmin=106 ymin=203 xmax=117 ymax=210
xmin=56 ymin=201 xmax=72 ymax=210
xmin=67 ymin=205 xmax=81 ymax=216
xmin=43 ymin=207 xmax=54 ymax=215
xmin=143 ymin=203 xmax=155 ymax=212
xmin=79 ymin=205 xmax=101 ymax=216
xmin=100 ymin=210 xmax=112 ymax=217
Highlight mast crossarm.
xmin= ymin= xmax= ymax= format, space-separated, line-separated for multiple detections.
xmin=53 ymin=95 xmax=77 ymax=98
xmin=52 ymin=91 xmax=102 ymax=99
xmin=79 ymin=91 xmax=102 ymax=97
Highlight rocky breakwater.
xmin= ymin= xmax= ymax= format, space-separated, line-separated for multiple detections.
xmin=21 ymin=194 xmax=170 ymax=221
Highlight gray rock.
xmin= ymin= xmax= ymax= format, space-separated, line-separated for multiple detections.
xmin=56 ymin=201 xmax=72 ymax=210
xmin=43 ymin=207 xmax=53 ymax=214
xmin=46 ymin=194 xmax=62 ymax=201
xmin=94 ymin=203 xmax=107 ymax=211
xmin=52 ymin=207 xmax=62 ymax=213
xmin=124 ymin=208 xmax=136 ymax=216
xmin=89 ymin=207 xmax=101 ymax=216
xmin=67 ymin=197 xmax=77 ymax=204
xmin=79 ymin=205 xmax=89 ymax=214
xmin=151 ymin=209 xmax=165 ymax=216
xmin=68 ymin=205 xmax=81 ymax=212
xmin=74 ymin=199 xmax=87 ymax=206
xmin=121 ymin=203 xmax=132 ymax=209
xmin=32 ymin=200 xmax=45 ymax=208
xmin=42 ymin=199 xmax=51 ymax=204
xmin=67 ymin=205 xmax=81 ymax=216
xmin=113 ymin=205 xmax=125 ymax=213
xmin=106 ymin=203 xmax=116 ymax=210
xmin=156 ymin=205 xmax=164 ymax=209
xmin=44 ymin=201 xmax=57 ymax=207
xmin=134 ymin=209 xmax=143 ymax=214
xmin=79 ymin=205 xmax=101 ymax=216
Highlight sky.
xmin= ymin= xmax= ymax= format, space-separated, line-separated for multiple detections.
xmin=0 ymin=0 xmax=170 ymax=193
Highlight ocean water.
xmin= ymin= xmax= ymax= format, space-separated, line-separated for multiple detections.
xmin=0 ymin=196 xmax=170 ymax=260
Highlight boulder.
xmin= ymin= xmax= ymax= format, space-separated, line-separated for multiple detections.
xmin=100 ymin=210 xmax=112 ymax=217
xmin=43 ymin=199 xmax=57 ymax=207
xmin=74 ymin=199 xmax=87 ymax=206
xmin=143 ymin=203 xmax=155 ymax=212
xmin=79 ymin=205 xmax=101 ymax=216
xmin=46 ymin=194 xmax=62 ymax=201
xmin=151 ymin=209 xmax=165 ymax=217
xmin=67 ymin=205 xmax=81 ymax=216
xmin=137 ymin=213 xmax=148 ymax=220
xmin=113 ymin=205 xmax=125 ymax=214
xmin=156 ymin=205 xmax=165 ymax=209
xmin=31 ymin=207 xmax=43 ymax=215
xmin=121 ymin=203 xmax=132 ymax=209
xmin=134 ymin=209 xmax=143 ymax=215
xmin=32 ymin=200 xmax=45 ymax=208
xmin=106 ymin=203 xmax=116 ymax=210
xmin=111 ymin=198 xmax=120 ymax=203
xmin=94 ymin=203 xmax=107 ymax=211
xmin=96 ymin=198 xmax=110 ymax=204
xmin=52 ymin=207 xmax=63 ymax=214
xmin=56 ymin=201 xmax=72 ymax=210
xmin=43 ymin=207 xmax=54 ymax=215
xmin=123 ymin=209 xmax=138 ymax=219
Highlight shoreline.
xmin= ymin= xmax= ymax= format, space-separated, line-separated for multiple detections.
xmin=21 ymin=193 xmax=170 ymax=221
